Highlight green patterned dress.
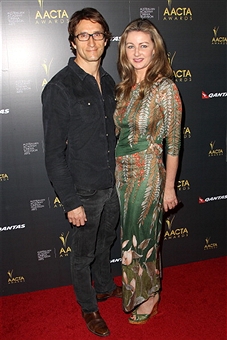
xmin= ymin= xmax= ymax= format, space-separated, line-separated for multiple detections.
xmin=114 ymin=77 xmax=182 ymax=312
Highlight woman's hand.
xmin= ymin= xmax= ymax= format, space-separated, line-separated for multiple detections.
xmin=163 ymin=188 xmax=178 ymax=212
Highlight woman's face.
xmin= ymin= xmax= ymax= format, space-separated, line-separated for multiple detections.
xmin=125 ymin=31 xmax=155 ymax=77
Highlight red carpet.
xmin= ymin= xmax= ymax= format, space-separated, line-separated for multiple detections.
xmin=1 ymin=257 xmax=226 ymax=340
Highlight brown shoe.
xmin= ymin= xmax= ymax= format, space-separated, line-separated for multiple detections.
xmin=96 ymin=286 xmax=122 ymax=302
xmin=82 ymin=311 xmax=110 ymax=337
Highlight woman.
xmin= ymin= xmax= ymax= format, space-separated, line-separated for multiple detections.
xmin=114 ymin=19 xmax=182 ymax=324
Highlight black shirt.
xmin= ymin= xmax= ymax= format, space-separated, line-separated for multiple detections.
xmin=42 ymin=57 xmax=116 ymax=212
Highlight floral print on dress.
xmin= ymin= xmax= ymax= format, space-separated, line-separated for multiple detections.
xmin=114 ymin=77 xmax=182 ymax=312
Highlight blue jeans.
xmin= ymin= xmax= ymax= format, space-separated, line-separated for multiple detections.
xmin=70 ymin=187 xmax=120 ymax=313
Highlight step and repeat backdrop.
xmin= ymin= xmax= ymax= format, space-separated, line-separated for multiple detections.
xmin=1 ymin=0 xmax=226 ymax=296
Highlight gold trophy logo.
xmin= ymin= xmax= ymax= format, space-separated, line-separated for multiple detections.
xmin=166 ymin=215 xmax=175 ymax=232
xmin=41 ymin=58 xmax=53 ymax=87
xmin=7 ymin=270 xmax=13 ymax=279
xmin=59 ymin=232 xmax=71 ymax=257
xmin=167 ymin=0 xmax=172 ymax=10
xmin=167 ymin=51 xmax=176 ymax=67
xmin=210 ymin=141 xmax=215 ymax=151
xmin=42 ymin=58 xmax=53 ymax=79
xmin=213 ymin=26 xmax=219 ymax=38
xmin=37 ymin=0 xmax=44 ymax=10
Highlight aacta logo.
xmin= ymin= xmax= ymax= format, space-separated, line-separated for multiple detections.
xmin=164 ymin=215 xmax=189 ymax=240
xmin=183 ymin=126 xmax=191 ymax=138
xmin=163 ymin=0 xmax=192 ymax=20
xmin=35 ymin=0 xmax=69 ymax=24
xmin=177 ymin=179 xmax=190 ymax=191
xmin=53 ymin=196 xmax=63 ymax=208
xmin=0 ymin=173 xmax=9 ymax=181
xmin=208 ymin=141 xmax=223 ymax=157
xmin=7 ymin=270 xmax=25 ymax=284
xmin=167 ymin=52 xmax=192 ymax=82
xmin=204 ymin=237 xmax=218 ymax=250
xmin=59 ymin=232 xmax=71 ymax=257
xmin=202 ymin=90 xmax=227 ymax=99
xmin=199 ymin=195 xmax=227 ymax=203
xmin=212 ymin=26 xmax=227 ymax=45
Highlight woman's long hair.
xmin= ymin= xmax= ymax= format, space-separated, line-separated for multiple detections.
xmin=116 ymin=19 xmax=173 ymax=104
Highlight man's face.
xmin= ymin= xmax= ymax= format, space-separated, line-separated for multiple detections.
xmin=72 ymin=19 xmax=107 ymax=66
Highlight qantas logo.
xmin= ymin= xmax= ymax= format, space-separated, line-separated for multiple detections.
xmin=110 ymin=36 xmax=121 ymax=42
xmin=202 ymin=91 xmax=227 ymax=99
xmin=199 ymin=195 xmax=227 ymax=203
xmin=0 ymin=224 xmax=26 ymax=232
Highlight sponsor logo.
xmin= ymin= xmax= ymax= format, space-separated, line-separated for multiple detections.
xmin=7 ymin=11 xmax=27 ymax=26
xmin=199 ymin=194 xmax=227 ymax=204
xmin=208 ymin=141 xmax=223 ymax=157
xmin=183 ymin=126 xmax=191 ymax=138
xmin=163 ymin=0 xmax=192 ymax=21
xmin=212 ymin=26 xmax=227 ymax=45
xmin=0 ymin=109 xmax=9 ymax=114
xmin=164 ymin=215 xmax=189 ymax=240
xmin=110 ymin=36 xmax=121 ymax=42
xmin=59 ymin=232 xmax=71 ymax=257
xmin=7 ymin=270 xmax=25 ymax=284
xmin=110 ymin=258 xmax=122 ymax=263
xmin=202 ymin=90 xmax=227 ymax=99
xmin=23 ymin=142 xmax=39 ymax=155
xmin=177 ymin=179 xmax=190 ymax=191
xmin=0 ymin=224 xmax=26 ymax=232
xmin=15 ymin=79 xmax=32 ymax=94
xmin=168 ymin=51 xmax=192 ymax=82
xmin=35 ymin=0 xmax=69 ymax=24
xmin=30 ymin=199 xmax=46 ymax=211
xmin=37 ymin=249 xmax=52 ymax=261
xmin=0 ymin=173 xmax=9 ymax=181
xmin=204 ymin=237 xmax=218 ymax=250
xmin=140 ymin=7 xmax=156 ymax=19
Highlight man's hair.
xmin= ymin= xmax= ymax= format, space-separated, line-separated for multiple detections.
xmin=68 ymin=7 xmax=111 ymax=56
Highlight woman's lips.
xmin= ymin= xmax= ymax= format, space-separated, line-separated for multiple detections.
xmin=133 ymin=58 xmax=143 ymax=63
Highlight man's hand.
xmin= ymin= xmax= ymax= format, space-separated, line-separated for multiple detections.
xmin=67 ymin=206 xmax=87 ymax=227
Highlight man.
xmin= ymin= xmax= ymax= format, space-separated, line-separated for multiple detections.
xmin=42 ymin=8 xmax=121 ymax=337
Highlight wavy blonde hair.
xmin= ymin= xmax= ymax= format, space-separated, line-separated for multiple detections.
xmin=116 ymin=19 xmax=173 ymax=104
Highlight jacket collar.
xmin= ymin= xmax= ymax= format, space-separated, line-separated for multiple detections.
xmin=68 ymin=57 xmax=106 ymax=81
